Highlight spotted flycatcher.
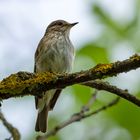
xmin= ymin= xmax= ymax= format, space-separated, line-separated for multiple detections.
xmin=34 ymin=20 xmax=78 ymax=133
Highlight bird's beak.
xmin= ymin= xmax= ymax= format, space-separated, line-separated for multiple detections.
xmin=70 ymin=22 xmax=79 ymax=27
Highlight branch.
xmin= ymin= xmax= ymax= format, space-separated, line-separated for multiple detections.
xmin=0 ymin=54 xmax=140 ymax=100
xmin=36 ymin=91 xmax=98 ymax=140
xmin=84 ymin=97 xmax=120 ymax=118
xmin=0 ymin=110 xmax=20 ymax=140
xmin=42 ymin=97 xmax=120 ymax=138
xmin=36 ymin=90 xmax=98 ymax=140
xmin=83 ymin=80 xmax=140 ymax=107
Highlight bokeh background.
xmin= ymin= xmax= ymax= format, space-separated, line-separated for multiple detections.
xmin=0 ymin=0 xmax=140 ymax=140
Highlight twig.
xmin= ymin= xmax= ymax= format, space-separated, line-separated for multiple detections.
xmin=45 ymin=97 xmax=120 ymax=138
xmin=36 ymin=90 xmax=98 ymax=140
xmin=84 ymin=97 xmax=120 ymax=118
xmin=0 ymin=110 xmax=20 ymax=140
xmin=83 ymin=80 xmax=140 ymax=107
xmin=40 ymin=94 xmax=119 ymax=139
xmin=80 ymin=89 xmax=98 ymax=113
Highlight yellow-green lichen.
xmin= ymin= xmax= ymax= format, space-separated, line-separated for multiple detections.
xmin=0 ymin=72 xmax=58 ymax=94
xmin=93 ymin=63 xmax=113 ymax=73
xmin=130 ymin=54 xmax=140 ymax=61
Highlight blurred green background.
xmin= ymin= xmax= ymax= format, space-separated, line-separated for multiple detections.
xmin=0 ymin=0 xmax=140 ymax=140
xmin=46 ymin=1 xmax=140 ymax=140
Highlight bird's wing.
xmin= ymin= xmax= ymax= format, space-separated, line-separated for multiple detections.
xmin=34 ymin=62 xmax=39 ymax=109
xmin=34 ymin=38 xmax=45 ymax=65
xmin=34 ymin=37 xmax=61 ymax=110
xmin=49 ymin=89 xmax=62 ymax=110
xmin=34 ymin=38 xmax=46 ymax=109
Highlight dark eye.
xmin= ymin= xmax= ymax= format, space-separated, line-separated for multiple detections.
xmin=57 ymin=22 xmax=63 ymax=26
xmin=47 ymin=20 xmax=65 ymax=29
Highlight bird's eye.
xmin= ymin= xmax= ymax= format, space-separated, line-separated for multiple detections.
xmin=58 ymin=22 xmax=63 ymax=26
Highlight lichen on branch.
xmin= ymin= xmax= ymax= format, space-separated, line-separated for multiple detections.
xmin=0 ymin=72 xmax=57 ymax=98
xmin=0 ymin=54 xmax=140 ymax=100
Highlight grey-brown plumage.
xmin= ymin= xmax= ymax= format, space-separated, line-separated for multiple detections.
xmin=34 ymin=20 xmax=77 ymax=133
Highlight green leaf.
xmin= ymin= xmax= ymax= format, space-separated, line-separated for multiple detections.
xmin=107 ymin=97 xmax=140 ymax=140
xmin=93 ymin=5 xmax=124 ymax=34
xmin=77 ymin=43 xmax=109 ymax=63
xmin=72 ymin=85 xmax=93 ymax=104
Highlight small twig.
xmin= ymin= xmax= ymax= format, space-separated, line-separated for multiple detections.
xmin=72 ymin=89 xmax=98 ymax=119
xmin=36 ymin=90 xmax=98 ymax=140
xmin=83 ymin=80 xmax=140 ymax=107
xmin=84 ymin=97 xmax=120 ymax=118
xmin=81 ymin=89 xmax=98 ymax=112
xmin=0 ymin=110 xmax=20 ymax=140
xmin=41 ymin=95 xmax=119 ymax=138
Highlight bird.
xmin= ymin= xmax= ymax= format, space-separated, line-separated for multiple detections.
xmin=34 ymin=20 xmax=78 ymax=133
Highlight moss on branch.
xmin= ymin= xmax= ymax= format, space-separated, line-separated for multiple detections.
xmin=0 ymin=54 xmax=140 ymax=100
xmin=0 ymin=72 xmax=57 ymax=98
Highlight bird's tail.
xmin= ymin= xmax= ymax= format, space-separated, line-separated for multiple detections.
xmin=35 ymin=105 xmax=49 ymax=133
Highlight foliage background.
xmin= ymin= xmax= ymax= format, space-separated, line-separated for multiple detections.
xmin=0 ymin=0 xmax=140 ymax=140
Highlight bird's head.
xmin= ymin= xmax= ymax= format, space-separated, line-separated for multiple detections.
xmin=46 ymin=20 xmax=78 ymax=36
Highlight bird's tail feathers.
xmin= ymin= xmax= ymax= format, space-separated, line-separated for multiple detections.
xmin=35 ymin=105 xmax=49 ymax=133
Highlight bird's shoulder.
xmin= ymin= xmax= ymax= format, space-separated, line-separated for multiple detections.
xmin=35 ymin=35 xmax=51 ymax=59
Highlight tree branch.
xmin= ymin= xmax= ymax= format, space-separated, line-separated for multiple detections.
xmin=42 ymin=96 xmax=120 ymax=138
xmin=0 ymin=54 xmax=140 ymax=101
xmin=0 ymin=54 xmax=139 ymax=139
xmin=0 ymin=110 xmax=20 ymax=140
xmin=83 ymin=80 xmax=140 ymax=107
xmin=36 ymin=90 xmax=98 ymax=140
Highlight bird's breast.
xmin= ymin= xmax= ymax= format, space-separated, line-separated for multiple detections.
xmin=38 ymin=39 xmax=74 ymax=73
